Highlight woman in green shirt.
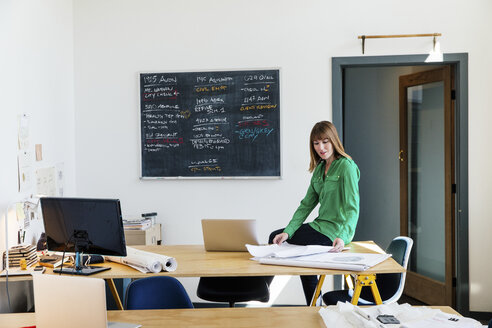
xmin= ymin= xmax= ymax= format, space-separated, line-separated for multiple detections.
xmin=269 ymin=120 xmax=360 ymax=305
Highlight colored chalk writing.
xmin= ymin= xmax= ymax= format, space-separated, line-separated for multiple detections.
xmin=140 ymin=69 xmax=280 ymax=178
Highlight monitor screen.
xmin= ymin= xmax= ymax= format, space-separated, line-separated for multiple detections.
xmin=40 ymin=197 xmax=127 ymax=257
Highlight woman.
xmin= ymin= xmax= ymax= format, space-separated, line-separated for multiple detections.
xmin=269 ymin=120 xmax=360 ymax=305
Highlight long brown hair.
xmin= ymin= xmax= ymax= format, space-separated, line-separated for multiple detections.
xmin=308 ymin=121 xmax=351 ymax=172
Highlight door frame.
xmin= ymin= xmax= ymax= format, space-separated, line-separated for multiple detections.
xmin=332 ymin=53 xmax=469 ymax=314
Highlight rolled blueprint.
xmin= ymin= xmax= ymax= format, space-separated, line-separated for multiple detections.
xmin=106 ymin=246 xmax=177 ymax=273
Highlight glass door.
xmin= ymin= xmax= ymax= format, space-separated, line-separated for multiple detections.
xmin=399 ymin=66 xmax=454 ymax=306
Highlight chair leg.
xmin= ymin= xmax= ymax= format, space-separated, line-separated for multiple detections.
xmin=310 ymin=275 xmax=326 ymax=306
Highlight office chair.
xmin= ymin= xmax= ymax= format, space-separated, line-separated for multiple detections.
xmin=125 ymin=276 xmax=194 ymax=310
xmin=322 ymin=236 xmax=413 ymax=305
xmin=197 ymin=276 xmax=272 ymax=307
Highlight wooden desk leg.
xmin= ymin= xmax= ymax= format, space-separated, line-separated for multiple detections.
xmin=106 ymin=278 xmax=124 ymax=310
xmin=351 ymin=274 xmax=383 ymax=305
xmin=310 ymin=275 xmax=326 ymax=306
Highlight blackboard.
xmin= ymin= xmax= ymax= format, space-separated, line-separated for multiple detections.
xmin=139 ymin=69 xmax=280 ymax=178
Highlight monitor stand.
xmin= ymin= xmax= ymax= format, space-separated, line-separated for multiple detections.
xmin=53 ymin=265 xmax=110 ymax=276
xmin=53 ymin=251 xmax=111 ymax=276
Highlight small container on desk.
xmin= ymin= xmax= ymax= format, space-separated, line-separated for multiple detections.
xmin=124 ymin=224 xmax=161 ymax=246
xmin=123 ymin=213 xmax=161 ymax=245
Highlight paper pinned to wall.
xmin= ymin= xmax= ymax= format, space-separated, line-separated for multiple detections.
xmin=55 ymin=162 xmax=64 ymax=196
xmin=36 ymin=167 xmax=56 ymax=196
xmin=35 ymin=144 xmax=43 ymax=161
xmin=18 ymin=151 xmax=34 ymax=193
xmin=17 ymin=114 xmax=30 ymax=150
xmin=15 ymin=202 xmax=29 ymax=232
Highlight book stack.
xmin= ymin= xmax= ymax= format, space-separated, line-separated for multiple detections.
xmin=2 ymin=244 xmax=38 ymax=268
xmin=141 ymin=212 xmax=157 ymax=225
xmin=38 ymin=254 xmax=71 ymax=268
xmin=123 ymin=216 xmax=153 ymax=230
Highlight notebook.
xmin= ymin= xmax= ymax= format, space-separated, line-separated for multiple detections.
xmin=33 ymin=274 xmax=140 ymax=328
xmin=201 ymin=219 xmax=259 ymax=251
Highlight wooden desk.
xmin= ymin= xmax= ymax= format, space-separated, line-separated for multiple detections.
xmin=2 ymin=241 xmax=404 ymax=309
xmin=0 ymin=306 xmax=460 ymax=328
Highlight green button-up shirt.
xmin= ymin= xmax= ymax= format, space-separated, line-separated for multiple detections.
xmin=283 ymin=157 xmax=360 ymax=244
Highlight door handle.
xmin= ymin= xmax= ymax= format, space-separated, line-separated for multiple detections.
xmin=399 ymin=150 xmax=404 ymax=162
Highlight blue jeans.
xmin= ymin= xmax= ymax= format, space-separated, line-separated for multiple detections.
xmin=268 ymin=223 xmax=333 ymax=305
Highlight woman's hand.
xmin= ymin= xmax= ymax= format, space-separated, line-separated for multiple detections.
xmin=330 ymin=238 xmax=345 ymax=252
xmin=272 ymin=232 xmax=289 ymax=245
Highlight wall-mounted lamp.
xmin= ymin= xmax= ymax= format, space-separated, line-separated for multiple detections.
xmin=358 ymin=33 xmax=442 ymax=55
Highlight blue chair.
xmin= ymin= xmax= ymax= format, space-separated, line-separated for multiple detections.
xmin=323 ymin=236 xmax=413 ymax=305
xmin=125 ymin=276 xmax=194 ymax=310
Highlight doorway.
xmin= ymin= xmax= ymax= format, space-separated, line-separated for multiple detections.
xmin=399 ymin=66 xmax=454 ymax=306
xmin=332 ymin=54 xmax=468 ymax=313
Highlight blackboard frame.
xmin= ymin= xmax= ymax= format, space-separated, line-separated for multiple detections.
xmin=138 ymin=68 xmax=282 ymax=179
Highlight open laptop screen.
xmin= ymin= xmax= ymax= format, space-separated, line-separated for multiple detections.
xmin=201 ymin=219 xmax=259 ymax=251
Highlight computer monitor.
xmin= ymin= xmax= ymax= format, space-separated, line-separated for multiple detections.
xmin=40 ymin=197 xmax=127 ymax=275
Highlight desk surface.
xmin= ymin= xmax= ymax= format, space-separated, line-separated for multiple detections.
xmin=0 ymin=306 xmax=460 ymax=328
xmin=4 ymin=241 xmax=404 ymax=281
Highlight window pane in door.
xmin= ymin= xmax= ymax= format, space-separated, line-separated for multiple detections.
xmin=407 ymin=81 xmax=445 ymax=283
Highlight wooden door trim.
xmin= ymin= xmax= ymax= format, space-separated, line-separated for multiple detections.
xmin=443 ymin=66 xmax=454 ymax=306
xmin=404 ymin=271 xmax=446 ymax=305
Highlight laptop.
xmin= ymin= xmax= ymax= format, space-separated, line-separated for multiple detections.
xmin=201 ymin=219 xmax=259 ymax=251
xmin=33 ymin=274 xmax=140 ymax=328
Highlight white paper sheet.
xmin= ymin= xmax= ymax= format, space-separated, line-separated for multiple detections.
xmin=248 ymin=243 xmax=390 ymax=271
xmin=246 ymin=243 xmax=349 ymax=258
xmin=296 ymin=252 xmax=391 ymax=267
xmin=401 ymin=312 xmax=483 ymax=328
xmin=257 ymin=255 xmax=389 ymax=271
xmin=18 ymin=114 xmax=30 ymax=150
xmin=36 ymin=167 xmax=56 ymax=196
xmin=18 ymin=151 xmax=34 ymax=193
xmin=319 ymin=303 xmax=482 ymax=328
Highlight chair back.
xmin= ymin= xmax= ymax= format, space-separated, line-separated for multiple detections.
xmin=197 ymin=276 xmax=271 ymax=307
xmin=125 ymin=276 xmax=194 ymax=310
xmin=356 ymin=236 xmax=413 ymax=304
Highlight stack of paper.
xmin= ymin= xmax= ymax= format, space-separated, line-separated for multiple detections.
xmin=318 ymin=302 xmax=482 ymax=328
xmin=122 ymin=217 xmax=153 ymax=230
xmin=246 ymin=243 xmax=390 ymax=271
xmin=246 ymin=243 xmax=347 ymax=258
xmin=38 ymin=254 xmax=71 ymax=268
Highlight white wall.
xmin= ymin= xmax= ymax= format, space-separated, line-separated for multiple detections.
xmin=2 ymin=0 xmax=491 ymax=311
xmin=72 ymin=0 xmax=492 ymax=310
xmin=72 ymin=0 xmax=330 ymax=304
xmin=0 ymin=0 xmax=75 ymax=312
